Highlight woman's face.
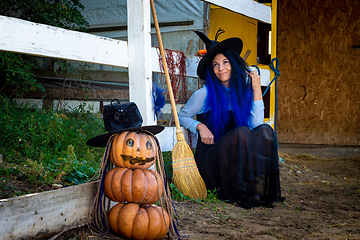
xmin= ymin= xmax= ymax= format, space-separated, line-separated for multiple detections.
xmin=212 ymin=53 xmax=232 ymax=87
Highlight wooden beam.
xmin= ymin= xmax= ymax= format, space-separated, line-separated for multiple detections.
xmin=127 ymin=0 xmax=155 ymax=125
xmin=202 ymin=0 xmax=271 ymax=24
xmin=34 ymin=70 xmax=129 ymax=83
xmin=0 ymin=15 xmax=201 ymax=79
xmin=19 ymin=88 xmax=129 ymax=101
xmin=0 ymin=16 xmax=129 ymax=68
xmin=0 ymin=181 xmax=98 ymax=240
xmin=87 ymin=20 xmax=194 ymax=33
xmin=269 ymin=0 xmax=278 ymax=128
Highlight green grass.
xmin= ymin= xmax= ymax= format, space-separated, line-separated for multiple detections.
xmin=0 ymin=97 xmax=105 ymax=193
xmin=0 ymin=96 xmax=221 ymax=204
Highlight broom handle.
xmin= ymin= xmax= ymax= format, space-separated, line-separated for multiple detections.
xmin=150 ymin=0 xmax=181 ymax=131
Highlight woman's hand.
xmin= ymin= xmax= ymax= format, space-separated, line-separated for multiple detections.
xmin=247 ymin=70 xmax=263 ymax=101
xmin=196 ymin=123 xmax=215 ymax=145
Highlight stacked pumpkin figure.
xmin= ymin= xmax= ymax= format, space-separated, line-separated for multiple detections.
xmin=103 ymin=131 xmax=170 ymax=240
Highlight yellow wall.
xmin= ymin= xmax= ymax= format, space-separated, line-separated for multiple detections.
xmin=208 ymin=6 xmax=258 ymax=66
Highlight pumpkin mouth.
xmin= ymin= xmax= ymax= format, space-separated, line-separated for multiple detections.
xmin=120 ymin=155 xmax=155 ymax=165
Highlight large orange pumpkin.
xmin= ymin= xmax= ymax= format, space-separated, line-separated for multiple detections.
xmin=108 ymin=203 xmax=170 ymax=240
xmin=110 ymin=131 xmax=157 ymax=169
xmin=104 ymin=167 xmax=164 ymax=204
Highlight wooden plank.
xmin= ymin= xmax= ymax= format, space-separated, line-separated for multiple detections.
xmin=127 ymin=0 xmax=155 ymax=125
xmin=34 ymin=70 xmax=130 ymax=83
xmin=0 ymin=181 xmax=98 ymax=240
xmin=19 ymin=88 xmax=129 ymax=101
xmin=87 ymin=20 xmax=195 ymax=33
xmin=0 ymin=16 xmax=129 ymax=68
xmin=0 ymin=16 xmax=201 ymax=79
xmin=269 ymin=0 xmax=278 ymax=128
xmin=203 ymin=0 xmax=272 ymax=24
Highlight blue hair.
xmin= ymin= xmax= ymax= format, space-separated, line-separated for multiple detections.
xmin=204 ymin=49 xmax=253 ymax=141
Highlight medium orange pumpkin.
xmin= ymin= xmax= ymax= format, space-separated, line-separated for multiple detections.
xmin=110 ymin=131 xmax=157 ymax=169
xmin=108 ymin=202 xmax=170 ymax=240
xmin=104 ymin=167 xmax=164 ymax=204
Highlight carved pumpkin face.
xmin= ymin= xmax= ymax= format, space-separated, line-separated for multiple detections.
xmin=110 ymin=131 xmax=157 ymax=169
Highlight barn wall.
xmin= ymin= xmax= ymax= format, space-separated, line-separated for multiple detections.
xmin=277 ymin=0 xmax=360 ymax=146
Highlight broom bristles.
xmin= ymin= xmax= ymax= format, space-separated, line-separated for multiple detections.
xmin=172 ymin=130 xmax=207 ymax=200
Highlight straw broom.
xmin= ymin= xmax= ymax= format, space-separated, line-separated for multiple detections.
xmin=150 ymin=0 xmax=207 ymax=200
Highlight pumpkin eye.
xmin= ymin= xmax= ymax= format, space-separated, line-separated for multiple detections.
xmin=146 ymin=140 xmax=152 ymax=150
xmin=126 ymin=139 xmax=134 ymax=147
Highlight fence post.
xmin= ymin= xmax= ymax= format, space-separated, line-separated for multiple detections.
xmin=127 ymin=0 xmax=155 ymax=125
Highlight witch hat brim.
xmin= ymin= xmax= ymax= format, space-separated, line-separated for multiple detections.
xmin=86 ymin=125 xmax=165 ymax=147
xmin=195 ymin=31 xmax=243 ymax=79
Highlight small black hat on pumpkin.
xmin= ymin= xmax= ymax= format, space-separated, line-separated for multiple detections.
xmin=86 ymin=101 xmax=164 ymax=147
xmin=195 ymin=28 xmax=244 ymax=80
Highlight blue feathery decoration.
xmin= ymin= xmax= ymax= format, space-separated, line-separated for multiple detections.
xmin=152 ymin=82 xmax=165 ymax=120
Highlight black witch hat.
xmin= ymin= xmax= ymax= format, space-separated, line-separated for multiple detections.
xmin=86 ymin=101 xmax=164 ymax=147
xmin=195 ymin=29 xmax=243 ymax=79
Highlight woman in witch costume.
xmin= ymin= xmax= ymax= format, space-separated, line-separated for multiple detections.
xmin=179 ymin=29 xmax=282 ymax=208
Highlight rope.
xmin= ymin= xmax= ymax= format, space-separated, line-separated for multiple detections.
xmin=251 ymin=64 xmax=261 ymax=76
xmin=262 ymin=58 xmax=280 ymax=97
xmin=88 ymin=135 xmax=114 ymax=236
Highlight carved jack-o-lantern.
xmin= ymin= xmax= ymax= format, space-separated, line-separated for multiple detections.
xmin=110 ymin=131 xmax=157 ymax=169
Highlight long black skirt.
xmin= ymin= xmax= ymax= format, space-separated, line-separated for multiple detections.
xmin=194 ymin=124 xmax=282 ymax=209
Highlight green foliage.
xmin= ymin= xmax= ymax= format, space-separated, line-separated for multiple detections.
xmin=205 ymin=188 xmax=221 ymax=203
xmin=169 ymin=185 xmax=220 ymax=203
xmin=162 ymin=151 xmax=173 ymax=180
xmin=0 ymin=97 xmax=104 ymax=190
xmin=51 ymin=145 xmax=97 ymax=185
xmin=0 ymin=0 xmax=89 ymax=30
xmin=169 ymin=182 xmax=191 ymax=201
xmin=0 ymin=52 xmax=43 ymax=96
xmin=0 ymin=0 xmax=89 ymax=96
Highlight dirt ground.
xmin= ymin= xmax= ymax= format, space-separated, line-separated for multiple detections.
xmin=53 ymin=145 xmax=360 ymax=240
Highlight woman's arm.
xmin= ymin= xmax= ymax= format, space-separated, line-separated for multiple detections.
xmin=247 ymin=70 xmax=264 ymax=128
xmin=179 ymin=87 xmax=215 ymax=145
xmin=247 ymin=70 xmax=263 ymax=102
xmin=248 ymin=100 xmax=265 ymax=129
xmin=178 ymin=87 xmax=207 ymax=133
